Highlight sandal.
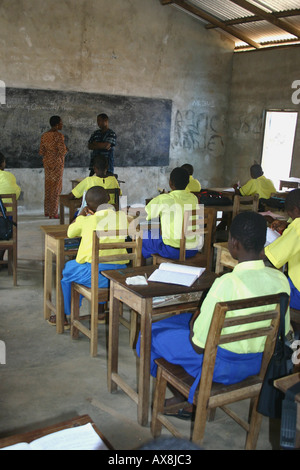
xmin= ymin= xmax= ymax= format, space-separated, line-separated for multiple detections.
xmin=164 ymin=407 xmax=194 ymax=421
xmin=47 ymin=314 xmax=70 ymax=330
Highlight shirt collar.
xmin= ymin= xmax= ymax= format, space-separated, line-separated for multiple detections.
xmin=233 ymin=259 xmax=265 ymax=272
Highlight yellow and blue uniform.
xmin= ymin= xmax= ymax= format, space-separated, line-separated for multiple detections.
xmin=61 ymin=209 xmax=128 ymax=315
xmin=240 ymin=175 xmax=276 ymax=199
xmin=0 ymin=170 xmax=21 ymax=212
xmin=137 ymin=260 xmax=290 ymax=403
xmin=72 ymin=175 xmax=121 ymax=206
xmin=265 ymin=218 xmax=300 ymax=309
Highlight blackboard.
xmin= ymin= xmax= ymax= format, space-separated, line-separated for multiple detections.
xmin=0 ymin=88 xmax=172 ymax=169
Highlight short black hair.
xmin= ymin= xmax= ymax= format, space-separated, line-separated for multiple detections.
xmin=181 ymin=163 xmax=193 ymax=176
xmin=250 ymin=164 xmax=263 ymax=179
xmin=285 ymin=188 xmax=300 ymax=211
xmin=86 ymin=186 xmax=109 ymax=210
xmin=230 ymin=211 xmax=267 ymax=252
xmin=170 ymin=167 xmax=189 ymax=190
xmin=97 ymin=113 xmax=109 ymax=120
xmin=0 ymin=152 xmax=5 ymax=165
xmin=94 ymin=155 xmax=108 ymax=170
xmin=49 ymin=115 xmax=61 ymax=127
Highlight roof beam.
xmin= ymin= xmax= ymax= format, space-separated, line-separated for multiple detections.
xmin=230 ymin=0 xmax=300 ymax=38
xmin=160 ymin=0 xmax=261 ymax=48
xmin=205 ymin=9 xmax=300 ymax=29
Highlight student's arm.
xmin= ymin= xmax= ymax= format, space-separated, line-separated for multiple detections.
xmin=88 ymin=141 xmax=111 ymax=150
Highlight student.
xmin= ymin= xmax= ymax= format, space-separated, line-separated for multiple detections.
xmin=181 ymin=163 xmax=201 ymax=192
xmin=142 ymin=167 xmax=199 ymax=260
xmin=48 ymin=186 xmax=129 ymax=327
xmin=0 ymin=152 xmax=21 ymax=263
xmin=137 ymin=211 xmax=291 ymax=418
xmin=233 ymin=163 xmax=276 ymax=199
xmin=68 ymin=155 xmax=121 ymax=208
xmin=265 ymin=188 xmax=300 ymax=310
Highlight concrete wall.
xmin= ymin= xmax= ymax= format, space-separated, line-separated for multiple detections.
xmin=0 ymin=0 xmax=234 ymax=213
xmin=224 ymin=45 xmax=300 ymax=188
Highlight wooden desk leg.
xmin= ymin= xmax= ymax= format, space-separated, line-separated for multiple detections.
xmin=59 ymin=202 xmax=64 ymax=225
xmin=215 ymin=247 xmax=223 ymax=275
xmin=55 ymin=239 xmax=65 ymax=334
xmin=108 ymin=282 xmax=120 ymax=393
xmin=137 ymin=298 xmax=152 ymax=426
xmin=44 ymin=239 xmax=53 ymax=320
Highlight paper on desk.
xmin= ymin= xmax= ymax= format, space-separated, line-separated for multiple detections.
xmin=1 ymin=423 xmax=108 ymax=451
xmin=125 ymin=275 xmax=148 ymax=286
xmin=265 ymin=227 xmax=281 ymax=247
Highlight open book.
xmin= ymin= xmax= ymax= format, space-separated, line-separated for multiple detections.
xmin=1 ymin=423 xmax=108 ymax=451
xmin=148 ymin=263 xmax=205 ymax=287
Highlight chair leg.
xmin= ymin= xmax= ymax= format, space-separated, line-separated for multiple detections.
xmin=90 ymin=298 xmax=98 ymax=357
xmin=151 ymin=367 xmax=168 ymax=438
xmin=129 ymin=310 xmax=139 ymax=349
xmin=191 ymin=397 xmax=209 ymax=446
xmin=70 ymin=287 xmax=80 ymax=339
xmin=245 ymin=397 xmax=263 ymax=450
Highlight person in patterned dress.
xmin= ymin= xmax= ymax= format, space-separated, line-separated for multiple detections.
xmin=39 ymin=116 xmax=68 ymax=218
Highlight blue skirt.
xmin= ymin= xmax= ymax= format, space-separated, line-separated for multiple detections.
xmin=136 ymin=313 xmax=262 ymax=403
xmin=142 ymin=229 xmax=198 ymax=259
xmin=61 ymin=259 xmax=126 ymax=316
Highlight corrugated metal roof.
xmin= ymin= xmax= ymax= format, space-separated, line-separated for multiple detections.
xmin=161 ymin=0 xmax=300 ymax=51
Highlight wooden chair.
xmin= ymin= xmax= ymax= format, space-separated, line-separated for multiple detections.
xmin=0 ymin=193 xmax=18 ymax=286
xmin=106 ymin=188 xmax=120 ymax=211
xmin=152 ymin=207 xmax=214 ymax=271
xmin=70 ymin=229 xmax=142 ymax=356
xmin=232 ymin=194 xmax=259 ymax=219
xmin=151 ymin=293 xmax=286 ymax=449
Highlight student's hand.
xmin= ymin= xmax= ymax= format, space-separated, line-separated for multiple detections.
xmin=270 ymin=220 xmax=288 ymax=234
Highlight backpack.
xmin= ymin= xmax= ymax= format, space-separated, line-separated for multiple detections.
xmin=195 ymin=189 xmax=232 ymax=206
xmin=0 ymin=197 xmax=15 ymax=241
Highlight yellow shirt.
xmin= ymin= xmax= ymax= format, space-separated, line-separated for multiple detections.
xmin=265 ymin=218 xmax=300 ymax=291
xmin=0 ymin=170 xmax=21 ymax=212
xmin=192 ymin=260 xmax=290 ymax=354
xmin=145 ymin=190 xmax=198 ymax=249
xmin=72 ymin=175 xmax=121 ymax=205
xmin=186 ymin=175 xmax=201 ymax=193
xmin=240 ymin=175 xmax=276 ymax=199
xmin=67 ymin=209 xmax=129 ymax=264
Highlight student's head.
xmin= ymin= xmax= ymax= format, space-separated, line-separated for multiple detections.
xmin=97 ymin=113 xmax=109 ymax=129
xmin=93 ymin=155 xmax=108 ymax=175
xmin=85 ymin=186 xmax=109 ymax=212
xmin=285 ymin=188 xmax=300 ymax=220
xmin=181 ymin=163 xmax=194 ymax=176
xmin=49 ymin=115 xmax=62 ymax=129
xmin=169 ymin=167 xmax=189 ymax=190
xmin=229 ymin=211 xmax=267 ymax=259
xmin=250 ymin=164 xmax=263 ymax=179
xmin=0 ymin=152 xmax=6 ymax=170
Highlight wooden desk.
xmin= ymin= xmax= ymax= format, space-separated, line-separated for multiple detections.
xmin=213 ymin=242 xmax=237 ymax=274
xmin=59 ymin=194 xmax=82 ymax=225
xmin=40 ymin=225 xmax=78 ymax=334
xmin=103 ymin=265 xmax=218 ymax=426
xmin=279 ymin=178 xmax=300 ymax=191
xmin=274 ymin=373 xmax=300 ymax=449
xmin=0 ymin=414 xmax=113 ymax=450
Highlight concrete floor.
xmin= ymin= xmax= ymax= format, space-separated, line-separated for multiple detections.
xmin=0 ymin=214 xmax=281 ymax=450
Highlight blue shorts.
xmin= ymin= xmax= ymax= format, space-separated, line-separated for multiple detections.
xmin=142 ymin=229 xmax=198 ymax=260
xmin=136 ymin=313 xmax=262 ymax=403
xmin=288 ymin=277 xmax=300 ymax=310
xmin=61 ymin=259 xmax=126 ymax=316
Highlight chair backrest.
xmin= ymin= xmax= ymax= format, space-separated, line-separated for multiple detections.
xmin=0 ymin=193 xmax=17 ymax=240
xmin=232 ymin=194 xmax=259 ymax=219
xmin=106 ymin=188 xmax=120 ymax=211
xmin=197 ymin=293 xmax=285 ymax=405
xmin=179 ymin=207 xmax=214 ymax=268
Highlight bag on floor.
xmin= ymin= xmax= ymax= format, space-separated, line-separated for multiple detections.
xmin=257 ymin=293 xmax=293 ymax=419
xmin=0 ymin=197 xmax=14 ymax=241
xmin=196 ymin=189 xmax=232 ymax=206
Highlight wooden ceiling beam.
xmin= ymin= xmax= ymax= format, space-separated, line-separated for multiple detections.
xmin=161 ymin=0 xmax=262 ymax=48
xmin=206 ymin=9 xmax=300 ymax=29
xmin=230 ymin=0 xmax=300 ymax=38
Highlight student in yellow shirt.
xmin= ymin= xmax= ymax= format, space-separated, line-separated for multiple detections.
xmin=137 ymin=211 xmax=290 ymax=417
xmin=181 ymin=163 xmax=201 ymax=193
xmin=48 ymin=186 xmax=129 ymax=327
xmin=68 ymin=155 xmax=121 ymax=207
xmin=142 ymin=167 xmax=199 ymax=259
xmin=265 ymin=188 xmax=300 ymax=310
xmin=233 ymin=163 xmax=276 ymax=199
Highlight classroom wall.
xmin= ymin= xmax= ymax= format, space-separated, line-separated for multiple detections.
xmin=224 ymin=45 xmax=300 ymax=188
xmin=0 ymin=0 xmax=234 ymax=212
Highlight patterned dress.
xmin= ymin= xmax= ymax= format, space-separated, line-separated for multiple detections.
xmin=39 ymin=130 xmax=68 ymax=217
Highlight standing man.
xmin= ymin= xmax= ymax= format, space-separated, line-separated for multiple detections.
xmin=88 ymin=113 xmax=116 ymax=176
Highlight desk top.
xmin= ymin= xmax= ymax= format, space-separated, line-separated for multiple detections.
xmin=40 ymin=224 xmax=69 ymax=238
xmin=102 ymin=265 xmax=218 ymax=299
xmin=274 ymin=373 xmax=300 ymax=403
